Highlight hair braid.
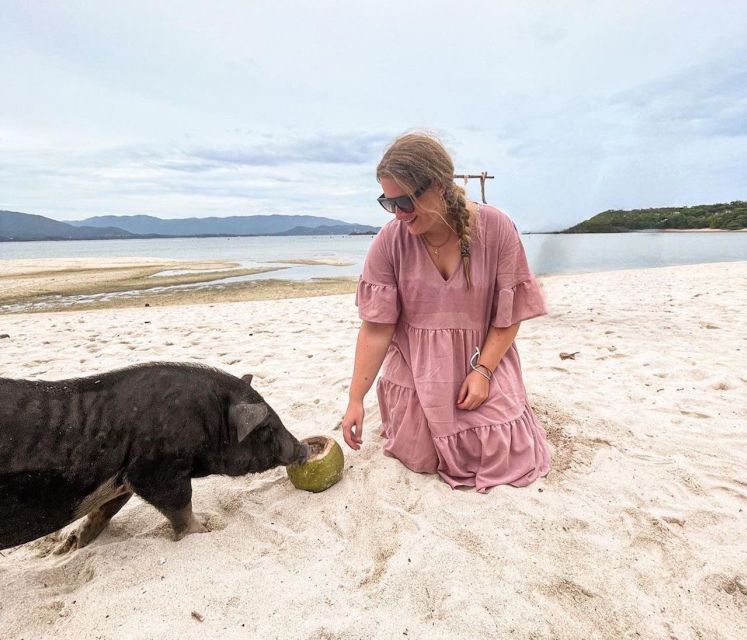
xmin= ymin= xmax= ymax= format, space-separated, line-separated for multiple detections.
xmin=443 ymin=182 xmax=474 ymax=289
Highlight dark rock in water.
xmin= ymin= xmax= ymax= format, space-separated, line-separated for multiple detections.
xmin=144 ymin=303 xmax=150 ymax=307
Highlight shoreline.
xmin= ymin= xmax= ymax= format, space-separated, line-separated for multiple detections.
xmin=534 ymin=256 xmax=747 ymax=279
xmin=1 ymin=276 xmax=358 ymax=314
xmin=1 ymin=257 xmax=746 ymax=314
xmin=2 ymin=228 xmax=745 ymax=243
xmin=526 ymin=228 xmax=747 ymax=234
xmin=0 ymin=257 xmax=290 ymax=313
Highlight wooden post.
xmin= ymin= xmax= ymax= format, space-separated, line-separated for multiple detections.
xmin=453 ymin=172 xmax=494 ymax=203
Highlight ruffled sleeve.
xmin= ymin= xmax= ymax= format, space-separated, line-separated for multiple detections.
xmin=491 ymin=212 xmax=547 ymax=328
xmin=356 ymin=224 xmax=400 ymax=324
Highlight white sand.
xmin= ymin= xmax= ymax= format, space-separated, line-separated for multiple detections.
xmin=0 ymin=261 xmax=745 ymax=639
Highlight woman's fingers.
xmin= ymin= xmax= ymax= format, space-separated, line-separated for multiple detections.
xmin=342 ymin=421 xmax=356 ymax=449
xmin=344 ymin=422 xmax=360 ymax=449
xmin=456 ymin=372 xmax=491 ymax=410
xmin=351 ymin=419 xmax=363 ymax=444
xmin=457 ymin=389 xmax=489 ymax=411
xmin=456 ymin=384 xmax=470 ymax=409
xmin=456 ymin=379 xmax=469 ymax=405
xmin=457 ymin=393 xmax=474 ymax=410
xmin=342 ymin=406 xmax=364 ymax=450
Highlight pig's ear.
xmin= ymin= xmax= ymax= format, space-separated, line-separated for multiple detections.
xmin=229 ymin=402 xmax=268 ymax=442
xmin=241 ymin=374 xmax=254 ymax=386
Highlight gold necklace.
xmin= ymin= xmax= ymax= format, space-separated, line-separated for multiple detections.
xmin=422 ymin=231 xmax=455 ymax=257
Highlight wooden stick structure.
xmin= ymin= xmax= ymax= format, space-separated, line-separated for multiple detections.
xmin=454 ymin=172 xmax=494 ymax=203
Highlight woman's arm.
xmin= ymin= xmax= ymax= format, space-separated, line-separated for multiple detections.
xmin=476 ymin=322 xmax=520 ymax=372
xmin=456 ymin=322 xmax=520 ymax=411
xmin=342 ymin=320 xmax=396 ymax=449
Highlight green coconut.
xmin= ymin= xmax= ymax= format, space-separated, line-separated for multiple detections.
xmin=286 ymin=435 xmax=344 ymax=493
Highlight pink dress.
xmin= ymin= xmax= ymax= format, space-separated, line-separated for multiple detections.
xmin=356 ymin=204 xmax=551 ymax=492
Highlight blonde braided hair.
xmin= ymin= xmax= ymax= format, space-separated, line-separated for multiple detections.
xmin=376 ymin=131 xmax=478 ymax=288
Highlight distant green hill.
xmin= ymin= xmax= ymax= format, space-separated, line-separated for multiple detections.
xmin=563 ymin=201 xmax=747 ymax=233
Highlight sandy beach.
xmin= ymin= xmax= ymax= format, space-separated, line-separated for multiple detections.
xmin=0 ymin=257 xmax=358 ymax=313
xmin=0 ymin=260 xmax=745 ymax=639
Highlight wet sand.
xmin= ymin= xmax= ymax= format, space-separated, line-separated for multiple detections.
xmin=262 ymin=258 xmax=357 ymax=266
xmin=0 ymin=258 xmax=357 ymax=313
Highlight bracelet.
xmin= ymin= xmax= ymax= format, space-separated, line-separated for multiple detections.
xmin=469 ymin=347 xmax=493 ymax=381
xmin=471 ymin=366 xmax=491 ymax=382
xmin=475 ymin=364 xmax=493 ymax=379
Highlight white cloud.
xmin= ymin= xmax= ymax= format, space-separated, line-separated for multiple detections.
xmin=0 ymin=0 xmax=745 ymax=230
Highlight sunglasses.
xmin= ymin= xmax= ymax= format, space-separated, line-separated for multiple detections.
xmin=376 ymin=181 xmax=432 ymax=214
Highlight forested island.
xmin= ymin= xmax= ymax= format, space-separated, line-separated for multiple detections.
xmin=563 ymin=201 xmax=746 ymax=233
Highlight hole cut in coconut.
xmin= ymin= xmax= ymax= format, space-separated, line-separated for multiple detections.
xmin=303 ymin=435 xmax=335 ymax=461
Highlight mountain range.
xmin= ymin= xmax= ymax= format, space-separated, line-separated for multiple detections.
xmin=0 ymin=210 xmax=379 ymax=242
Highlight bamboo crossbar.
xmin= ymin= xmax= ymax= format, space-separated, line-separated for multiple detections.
xmin=453 ymin=172 xmax=494 ymax=203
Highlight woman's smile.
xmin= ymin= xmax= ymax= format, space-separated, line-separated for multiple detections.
xmin=396 ymin=211 xmax=417 ymax=224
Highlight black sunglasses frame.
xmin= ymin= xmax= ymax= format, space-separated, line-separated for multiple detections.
xmin=377 ymin=181 xmax=432 ymax=214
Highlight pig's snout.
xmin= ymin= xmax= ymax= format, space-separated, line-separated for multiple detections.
xmin=293 ymin=442 xmax=310 ymax=465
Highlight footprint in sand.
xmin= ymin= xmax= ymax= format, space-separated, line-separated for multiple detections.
xmin=705 ymin=475 xmax=747 ymax=502
xmin=532 ymin=399 xmax=615 ymax=480
xmin=541 ymin=578 xmax=597 ymax=605
xmin=672 ymin=469 xmax=705 ymax=495
xmin=136 ymin=510 xmax=224 ymax=541
xmin=622 ymin=508 xmax=684 ymax=556
xmin=358 ymin=544 xmax=397 ymax=589
xmin=33 ymin=555 xmax=97 ymax=594
xmin=662 ymin=516 xmax=685 ymax=527
xmin=703 ymin=573 xmax=747 ymax=598
xmin=680 ymin=409 xmax=711 ymax=419
xmin=711 ymin=381 xmax=733 ymax=391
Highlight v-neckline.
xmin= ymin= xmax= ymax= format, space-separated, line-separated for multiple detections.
xmin=418 ymin=202 xmax=479 ymax=284
xmin=419 ymin=234 xmax=462 ymax=283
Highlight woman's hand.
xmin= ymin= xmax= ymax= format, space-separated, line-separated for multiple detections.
xmin=342 ymin=399 xmax=365 ymax=450
xmin=456 ymin=371 xmax=490 ymax=411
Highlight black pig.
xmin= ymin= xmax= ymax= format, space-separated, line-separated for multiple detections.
xmin=0 ymin=363 xmax=308 ymax=552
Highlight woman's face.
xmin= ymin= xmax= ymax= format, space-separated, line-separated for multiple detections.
xmin=379 ymin=176 xmax=446 ymax=236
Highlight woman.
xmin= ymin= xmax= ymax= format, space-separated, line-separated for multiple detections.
xmin=341 ymin=132 xmax=550 ymax=492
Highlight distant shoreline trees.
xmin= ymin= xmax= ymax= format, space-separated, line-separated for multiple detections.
xmin=562 ymin=201 xmax=747 ymax=233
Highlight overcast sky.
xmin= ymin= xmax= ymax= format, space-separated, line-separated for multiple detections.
xmin=1 ymin=0 xmax=745 ymax=231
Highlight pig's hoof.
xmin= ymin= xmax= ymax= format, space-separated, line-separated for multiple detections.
xmin=174 ymin=516 xmax=209 ymax=541
xmin=53 ymin=531 xmax=80 ymax=555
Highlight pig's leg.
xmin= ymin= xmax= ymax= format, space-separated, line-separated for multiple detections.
xmin=162 ymin=502 xmax=208 ymax=540
xmin=54 ymin=491 xmax=133 ymax=554
xmin=128 ymin=472 xmax=208 ymax=541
